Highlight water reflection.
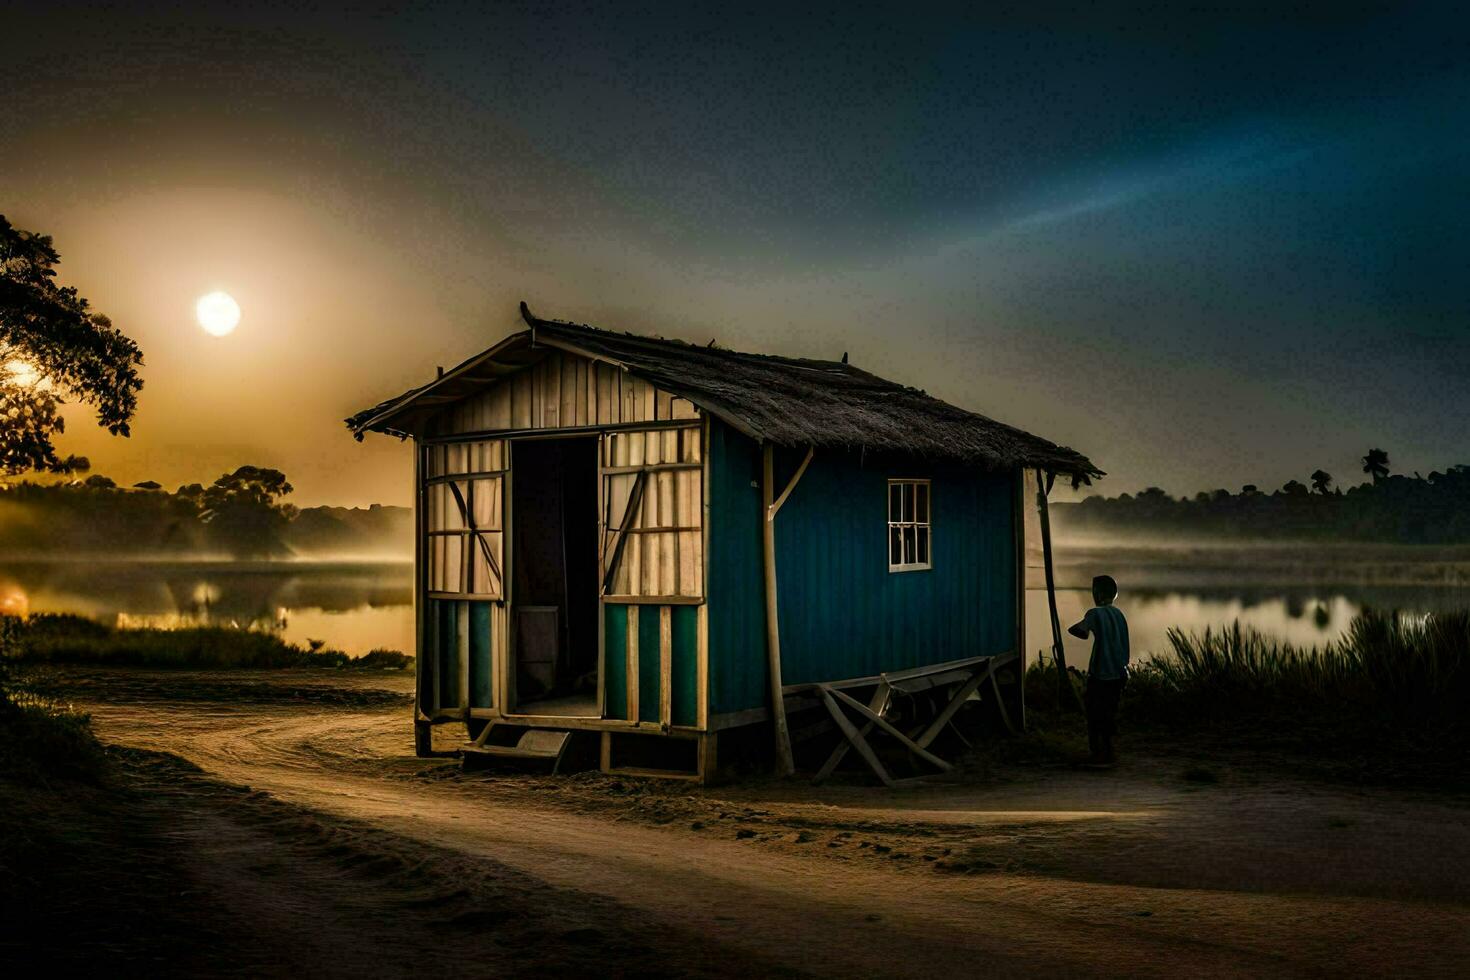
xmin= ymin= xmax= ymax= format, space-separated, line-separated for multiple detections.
xmin=1026 ymin=585 xmax=1469 ymax=667
xmin=0 ymin=560 xmax=413 ymax=656
xmin=3 ymin=548 xmax=1467 ymax=664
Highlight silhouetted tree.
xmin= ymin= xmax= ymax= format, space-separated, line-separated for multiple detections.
xmin=0 ymin=215 xmax=144 ymax=474
xmin=1362 ymin=448 xmax=1390 ymax=483
xmin=1056 ymin=450 xmax=1470 ymax=544
xmin=200 ymin=466 xmax=298 ymax=557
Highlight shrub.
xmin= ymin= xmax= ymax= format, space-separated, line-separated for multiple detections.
xmin=0 ymin=642 xmax=107 ymax=785
xmin=349 ymin=648 xmax=412 ymax=670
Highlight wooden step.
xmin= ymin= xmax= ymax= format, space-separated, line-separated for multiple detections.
xmin=462 ymin=729 xmax=572 ymax=773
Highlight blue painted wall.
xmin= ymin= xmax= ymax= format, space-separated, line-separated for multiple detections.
xmin=707 ymin=420 xmax=1017 ymax=715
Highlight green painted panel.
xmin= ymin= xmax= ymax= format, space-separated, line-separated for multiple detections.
xmin=436 ymin=599 xmax=459 ymax=709
xmin=603 ymin=604 xmax=628 ymax=720
xmin=638 ymin=605 xmax=661 ymax=723
xmin=706 ymin=420 xmax=768 ymax=715
xmin=468 ymin=601 xmax=493 ymax=708
xmin=671 ymin=605 xmax=699 ymax=727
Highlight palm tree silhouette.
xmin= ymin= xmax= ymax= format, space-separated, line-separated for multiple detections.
xmin=1310 ymin=469 xmax=1333 ymax=495
xmin=1362 ymin=448 xmax=1390 ymax=483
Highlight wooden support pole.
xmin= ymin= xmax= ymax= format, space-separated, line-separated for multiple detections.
xmin=1035 ymin=467 xmax=1084 ymax=713
xmin=762 ymin=442 xmax=796 ymax=776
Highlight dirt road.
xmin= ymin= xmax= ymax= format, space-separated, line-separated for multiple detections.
xmin=42 ymin=668 xmax=1470 ymax=977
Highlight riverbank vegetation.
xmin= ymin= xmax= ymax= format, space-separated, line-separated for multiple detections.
xmin=1057 ymin=449 xmax=1470 ymax=544
xmin=0 ymin=470 xmax=410 ymax=559
xmin=0 ymin=655 xmax=106 ymax=785
xmin=1025 ymin=610 xmax=1470 ymax=787
xmin=3 ymin=614 xmax=410 ymax=671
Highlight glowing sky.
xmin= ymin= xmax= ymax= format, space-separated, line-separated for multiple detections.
xmin=4 ymin=4 xmax=1467 ymax=505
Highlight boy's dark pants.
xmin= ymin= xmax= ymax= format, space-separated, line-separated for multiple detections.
xmin=1085 ymin=677 xmax=1126 ymax=762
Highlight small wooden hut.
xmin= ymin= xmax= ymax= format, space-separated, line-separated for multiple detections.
xmin=347 ymin=304 xmax=1100 ymax=782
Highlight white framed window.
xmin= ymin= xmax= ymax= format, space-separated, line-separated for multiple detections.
xmin=888 ymin=479 xmax=932 ymax=572
xmin=424 ymin=439 xmax=505 ymax=599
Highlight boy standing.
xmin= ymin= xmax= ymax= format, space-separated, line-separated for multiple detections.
xmin=1068 ymin=574 xmax=1130 ymax=766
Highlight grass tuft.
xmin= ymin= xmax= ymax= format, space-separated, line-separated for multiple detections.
xmin=0 ymin=655 xmax=107 ymax=785
xmin=1025 ymin=610 xmax=1470 ymax=787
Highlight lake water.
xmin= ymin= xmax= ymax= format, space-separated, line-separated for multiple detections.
xmin=0 ymin=559 xmax=416 ymax=656
xmin=3 ymin=541 xmax=1467 ymax=662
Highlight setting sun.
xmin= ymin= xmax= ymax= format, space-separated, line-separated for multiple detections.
xmin=196 ymin=291 xmax=240 ymax=336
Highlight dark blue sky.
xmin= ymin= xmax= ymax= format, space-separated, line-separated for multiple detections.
xmin=4 ymin=3 xmax=1468 ymax=503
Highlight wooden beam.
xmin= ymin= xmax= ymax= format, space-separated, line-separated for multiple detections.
xmin=626 ymin=606 xmax=640 ymax=722
xmin=697 ymin=732 xmax=717 ymax=785
xmin=761 ymin=442 xmax=796 ymax=776
xmin=988 ymin=664 xmax=1018 ymax=736
xmin=821 ymin=689 xmax=894 ymax=787
xmin=601 ymin=469 xmax=648 ymax=595
xmin=1013 ymin=467 xmax=1028 ymax=732
xmin=601 ymin=594 xmax=704 ymax=605
xmin=827 ymin=687 xmax=953 ymax=772
xmin=814 ymin=682 xmax=890 ymax=783
xmin=1036 ymin=467 xmax=1084 ymax=713
xmin=423 ymin=418 xmax=700 ymax=447
xmin=913 ymin=662 xmax=991 ymax=749
xmin=659 ymin=605 xmax=672 ymax=728
xmin=768 ymin=445 xmax=815 ymax=519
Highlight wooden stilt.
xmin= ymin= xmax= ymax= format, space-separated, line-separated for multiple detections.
xmin=762 ymin=442 xmax=796 ymax=776
xmin=1036 ymin=467 xmax=1084 ymax=713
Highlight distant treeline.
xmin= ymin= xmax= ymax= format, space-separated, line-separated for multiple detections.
xmin=0 ymin=467 xmax=411 ymax=559
xmin=1055 ymin=451 xmax=1470 ymax=544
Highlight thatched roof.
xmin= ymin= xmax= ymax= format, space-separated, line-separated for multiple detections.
xmin=347 ymin=303 xmax=1101 ymax=482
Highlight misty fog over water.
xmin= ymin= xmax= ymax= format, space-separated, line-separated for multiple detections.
xmin=3 ymin=540 xmax=1467 ymax=662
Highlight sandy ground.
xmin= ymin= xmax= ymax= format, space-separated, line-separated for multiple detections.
xmin=13 ymin=666 xmax=1470 ymax=977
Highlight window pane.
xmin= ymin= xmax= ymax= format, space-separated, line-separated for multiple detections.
xmin=889 ymin=483 xmax=901 ymax=521
xmin=427 ymin=484 xmax=453 ymax=531
xmin=916 ymin=483 xmax=929 ymax=523
xmin=903 ymin=526 xmax=916 ymax=564
xmin=890 ymin=526 xmax=902 ymax=565
xmin=429 ymin=535 xmax=464 ymax=593
xmin=917 ymin=526 xmax=929 ymax=565
xmin=471 ymin=477 xmax=499 ymax=529
xmin=470 ymin=532 xmax=501 ymax=595
xmin=446 ymin=443 xmax=469 ymax=475
xmin=904 ymin=483 xmax=915 ymax=522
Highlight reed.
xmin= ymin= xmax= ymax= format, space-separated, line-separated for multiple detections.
xmin=1150 ymin=610 xmax=1470 ymax=731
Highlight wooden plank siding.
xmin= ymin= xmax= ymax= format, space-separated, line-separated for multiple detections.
xmin=600 ymin=427 xmax=704 ymax=600
xmin=415 ymin=348 xmax=708 ymax=734
xmin=434 ymin=350 xmax=698 ymax=436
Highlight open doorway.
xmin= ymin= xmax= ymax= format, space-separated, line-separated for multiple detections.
xmin=510 ymin=437 xmax=599 ymax=715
